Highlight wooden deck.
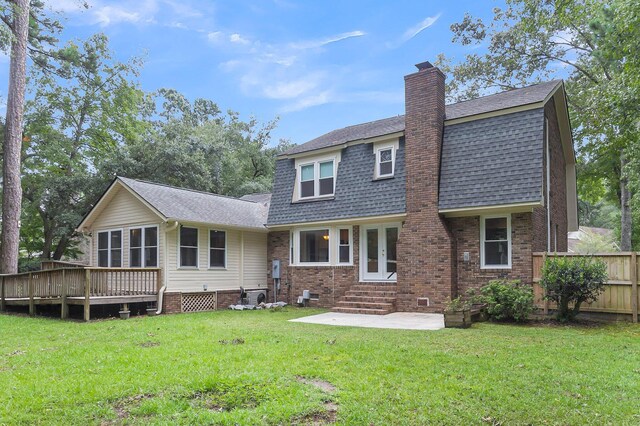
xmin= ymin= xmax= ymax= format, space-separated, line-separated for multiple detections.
xmin=0 ymin=267 xmax=161 ymax=321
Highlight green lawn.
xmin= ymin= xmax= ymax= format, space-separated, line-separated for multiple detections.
xmin=1 ymin=309 xmax=639 ymax=425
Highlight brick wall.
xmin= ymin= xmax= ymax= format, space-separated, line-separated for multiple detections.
xmin=450 ymin=213 xmax=534 ymax=296
xmin=267 ymin=227 xmax=361 ymax=308
xmin=532 ymin=101 xmax=568 ymax=253
xmin=163 ymin=292 xmax=182 ymax=314
xmin=396 ymin=63 xmax=455 ymax=312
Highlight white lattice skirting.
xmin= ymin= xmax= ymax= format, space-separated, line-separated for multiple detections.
xmin=181 ymin=292 xmax=217 ymax=312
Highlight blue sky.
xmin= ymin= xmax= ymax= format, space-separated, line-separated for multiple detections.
xmin=3 ymin=1 xmax=506 ymax=146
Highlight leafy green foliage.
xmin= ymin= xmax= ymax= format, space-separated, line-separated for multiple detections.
xmin=443 ymin=296 xmax=471 ymax=312
xmin=478 ymin=279 xmax=534 ymax=322
xmin=540 ymin=256 xmax=608 ymax=321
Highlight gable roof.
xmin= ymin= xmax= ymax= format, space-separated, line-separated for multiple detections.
xmin=78 ymin=177 xmax=270 ymax=231
xmin=283 ymin=80 xmax=562 ymax=156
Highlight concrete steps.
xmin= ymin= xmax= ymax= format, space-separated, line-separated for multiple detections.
xmin=331 ymin=282 xmax=397 ymax=315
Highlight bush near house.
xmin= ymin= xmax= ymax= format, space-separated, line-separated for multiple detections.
xmin=540 ymin=256 xmax=608 ymax=322
xmin=478 ymin=279 xmax=535 ymax=322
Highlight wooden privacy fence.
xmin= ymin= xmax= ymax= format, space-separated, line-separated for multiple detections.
xmin=1 ymin=267 xmax=161 ymax=320
xmin=532 ymin=252 xmax=639 ymax=322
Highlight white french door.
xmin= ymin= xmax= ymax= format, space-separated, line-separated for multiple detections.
xmin=361 ymin=224 xmax=399 ymax=282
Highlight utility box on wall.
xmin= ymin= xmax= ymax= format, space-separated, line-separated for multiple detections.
xmin=272 ymin=260 xmax=281 ymax=279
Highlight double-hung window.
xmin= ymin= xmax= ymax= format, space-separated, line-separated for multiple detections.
xmin=338 ymin=228 xmax=351 ymax=264
xmin=209 ymin=230 xmax=226 ymax=268
xmin=129 ymin=226 xmax=158 ymax=267
xmin=376 ymin=147 xmax=395 ymax=178
xmin=481 ymin=216 xmax=511 ymax=268
xmin=298 ymin=159 xmax=335 ymax=199
xmin=97 ymin=230 xmax=122 ymax=267
xmin=179 ymin=226 xmax=198 ymax=268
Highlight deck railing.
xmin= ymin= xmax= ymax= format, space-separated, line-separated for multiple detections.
xmin=532 ymin=252 xmax=639 ymax=322
xmin=0 ymin=267 xmax=161 ymax=318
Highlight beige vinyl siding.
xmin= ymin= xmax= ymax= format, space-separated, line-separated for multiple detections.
xmin=90 ymin=186 xmax=164 ymax=269
xmin=242 ymin=232 xmax=268 ymax=287
xmin=165 ymin=224 xmax=267 ymax=292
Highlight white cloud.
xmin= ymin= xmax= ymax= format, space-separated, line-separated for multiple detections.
xmin=93 ymin=5 xmax=143 ymax=26
xmin=281 ymin=91 xmax=334 ymax=112
xmin=207 ymin=31 xmax=224 ymax=43
xmin=289 ymin=30 xmax=366 ymax=50
xmin=401 ymin=14 xmax=441 ymax=42
xmin=229 ymin=33 xmax=250 ymax=45
xmin=263 ymin=75 xmax=323 ymax=99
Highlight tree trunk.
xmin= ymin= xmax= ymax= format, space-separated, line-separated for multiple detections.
xmin=620 ymin=153 xmax=632 ymax=251
xmin=52 ymin=234 xmax=69 ymax=260
xmin=0 ymin=0 xmax=30 ymax=274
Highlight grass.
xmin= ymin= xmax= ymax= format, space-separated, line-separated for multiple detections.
xmin=1 ymin=308 xmax=639 ymax=425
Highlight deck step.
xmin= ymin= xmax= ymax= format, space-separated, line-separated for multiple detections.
xmin=331 ymin=307 xmax=391 ymax=315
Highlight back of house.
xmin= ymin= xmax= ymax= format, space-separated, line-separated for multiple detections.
xmin=266 ymin=61 xmax=577 ymax=314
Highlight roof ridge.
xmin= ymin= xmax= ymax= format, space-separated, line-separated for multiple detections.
xmin=117 ymin=177 xmax=259 ymax=204
xmin=445 ymin=79 xmax=562 ymax=107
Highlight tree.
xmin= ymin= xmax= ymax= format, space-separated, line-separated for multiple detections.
xmin=22 ymin=33 xmax=145 ymax=260
xmin=1 ymin=0 xmax=30 ymax=274
xmin=436 ymin=0 xmax=640 ymax=250
xmin=540 ymin=256 xmax=607 ymax=321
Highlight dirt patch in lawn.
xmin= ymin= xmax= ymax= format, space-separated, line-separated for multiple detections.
xmin=291 ymin=401 xmax=338 ymax=425
xmin=138 ymin=341 xmax=160 ymax=348
xmin=112 ymin=393 xmax=155 ymax=419
xmin=295 ymin=376 xmax=336 ymax=393
xmin=189 ymin=382 xmax=266 ymax=412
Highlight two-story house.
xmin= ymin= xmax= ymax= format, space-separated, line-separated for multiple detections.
xmin=266 ymin=61 xmax=577 ymax=314
xmin=77 ymin=60 xmax=577 ymax=315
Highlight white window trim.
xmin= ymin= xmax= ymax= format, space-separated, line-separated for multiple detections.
xmin=336 ymin=227 xmax=353 ymax=265
xmin=375 ymin=146 xmax=395 ymax=178
xmin=178 ymin=225 xmax=199 ymax=269
xmin=293 ymin=227 xmax=332 ymax=266
xmin=96 ymin=228 xmax=123 ymax=268
xmin=208 ymin=229 xmax=227 ymax=270
xmin=480 ymin=214 xmax=512 ymax=269
xmin=293 ymin=153 xmax=340 ymax=202
xmin=297 ymin=159 xmax=336 ymax=200
xmin=129 ymin=225 xmax=159 ymax=268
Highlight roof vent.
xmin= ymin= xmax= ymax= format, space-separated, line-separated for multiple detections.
xmin=415 ymin=61 xmax=434 ymax=71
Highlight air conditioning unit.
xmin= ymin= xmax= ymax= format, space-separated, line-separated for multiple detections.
xmin=246 ymin=289 xmax=267 ymax=305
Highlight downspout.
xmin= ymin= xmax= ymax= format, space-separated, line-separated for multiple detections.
xmin=545 ymin=118 xmax=551 ymax=252
xmin=156 ymin=220 xmax=179 ymax=314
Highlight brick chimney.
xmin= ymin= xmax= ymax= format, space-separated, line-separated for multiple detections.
xmin=396 ymin=61 xmax=456 ymax=311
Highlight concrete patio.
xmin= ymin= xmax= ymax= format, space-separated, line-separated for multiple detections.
xmin=289 ymin=312 xmax=445 ymax=330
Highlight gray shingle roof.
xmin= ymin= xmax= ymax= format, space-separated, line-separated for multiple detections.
xmin=438 ymin=108 xmax=544 ymax=210
xmin=119 ymin=177 xmax=269 ymax=230
xmin=283 ymin=80 xmax=561 ymax=156
xmin=267 ymin=141 xmax=406 ymax=226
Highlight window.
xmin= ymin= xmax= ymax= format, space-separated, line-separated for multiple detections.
xmin=209 ymin=230 xmax=226 ymax=268
xmin=376 ymin=147 xmax=395 ymax=177
xmin=338 ymin=228 xmax=351 ymax=264
xmin=179 ymin=226 xmax=198 ymax=268
xmin=97 ymin=230 xmax=122 ymax=267
xmin=298 ymin=159 xmax=335 ymax=199
xmin=130 ymin=226 xmax=158 ymax=267
xmin=299 ymin=229 xmax=330 ymax=263
xmin=481 ymin=216 xmax=511 ymax=268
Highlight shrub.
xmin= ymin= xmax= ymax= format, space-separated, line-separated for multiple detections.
xmin=540 ymin=256 xmax=607 ymax=322
xmin=443 ymin=296 xmax=470 ymax=313
xmin=479 ymin=279 xmax=534 ymax=322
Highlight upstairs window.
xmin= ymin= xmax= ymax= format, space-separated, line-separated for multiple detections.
xmin=97 ymin=229 xmax=122 ymax=267
xmin=179 ymin=226 xmax=198 ymax=268
xmin=481 ymin=216 xmax=511 ymax=268
xmin=377 ymin=147 xmax=395 ymax=177
xmin=298 ymin=159 xmax=335 ymax=199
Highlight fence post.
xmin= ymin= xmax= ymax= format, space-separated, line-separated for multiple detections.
xmin=631 ymin=252 xmax=638 ymax=324
xmin=84 ymin=268 xmax=91 ymax=322
xmin=1 ymin=276 xmax=5 ymax=312
xmin=28 ymin=272 xmax=35 ymax=316
xmin=542 ymin=252 xmax=549 ymax=316
xmin=61 ymin=269 xmax=69 ymax=320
